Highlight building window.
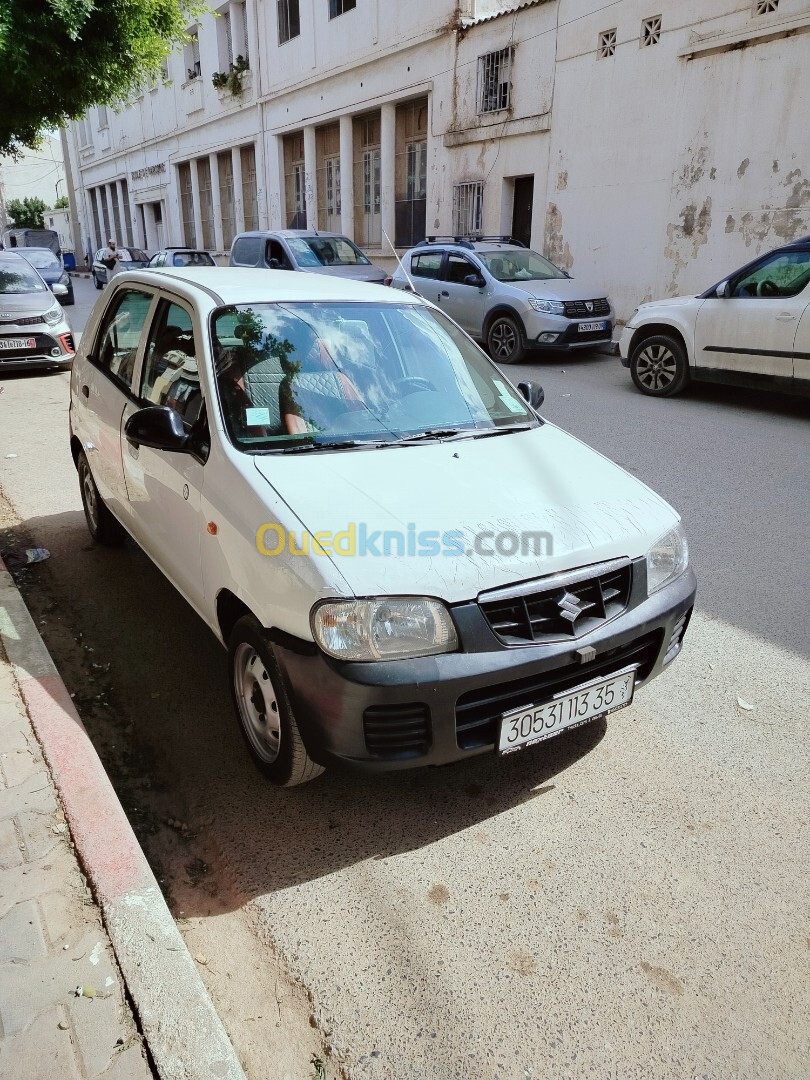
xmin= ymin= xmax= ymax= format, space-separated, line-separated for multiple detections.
xmin=453 ymin=181 xmax=483 ymax=236
xmin=120 ymin=179 xmax=133 ymax=246
xmin=178 ymin=162 xmax=196 ymax=246
xmin=161 ymin=57 xmax=170 ymax=81
xmin=277 ymin=0 xmax=300 ymax=43
xmin=217 ymin=4 xmax=234 ymax=69
xmin=329 ymin=0 xmax=356 ymax=18
xmin=197 ymin=157 xmax=215 ymax=248
xmin=241 ymin=144 xmax=259 ymax=232
xmin=477 ymin=48 xmax=513 ymax=114
xmin=89 ymin=189 xmax=102 ymax=248
xmin=218 ymin=151 xmax=236 ymax=248
xmin=641 ymin=15 xmax=662 ymax=46
xmin=78 ymin=117 xmax=93 ymax=148
xmin=353 ymin=113 xmax=381 ymax=248
xmin=184 ymin=27 xmax=201 ymax=79
xmin=284 ymin=133 xmax=306 ymax=227
xmin=395 ymin=98 xmax=428 ymax=247
xmin=317 ymin=124 xmax=341 ymax=231
xmin=97 ymin=105 xmax=108 ymax=129
xmin=598 ymin=28 xmax=616 ymax=58
xmin=753 ymin=0 xmax=778 ymax=12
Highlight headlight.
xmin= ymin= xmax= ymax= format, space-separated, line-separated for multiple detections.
xmin=59 ymin=272 xmax=70 ymax=285
xmin=311 ymin=597 xmax=458 ymax=661
xmin=43 ymin=303 xmax=62 ymax=325
xmin=528 ymin=298 xmax=566 ymax=315
xmin=646 ymin=524 xmax=689 ymax=594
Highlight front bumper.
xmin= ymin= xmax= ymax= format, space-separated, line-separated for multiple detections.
xmin=0 ymin=329 xmax=75 ymax=370
xmin=618 ymin=324 xmax=637 ymax=366
xmin=273 ymin=565 xmax=696 ymax=772
xmin=523 ymin=310 xmax=615 ymax=352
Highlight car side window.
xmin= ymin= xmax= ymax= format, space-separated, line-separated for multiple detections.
xmin=733 ymin=251 xmax=810 ymax=299
xmin=139 ymin=299 xmax=203 ymax=426
xmin=93 ymin=289 xmax=153 ymax=392
xmin=445 ymin=254 xmax=477 ymax=286
xmin=231 ymin=237 xmax=263 ymax=266
xmin=266 ymin=239 xmax=292 ymax=269
xmin=412 ymin=252 xmax=442 ymax=279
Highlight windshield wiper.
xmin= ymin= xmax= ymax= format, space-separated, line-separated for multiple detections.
xmin=469 ymin=424 xmax=536 ymax=439
xmin=394 ymin=428 xmax=477 ymax=445
xmin=279 ymin=439 xmax=374 ymax=454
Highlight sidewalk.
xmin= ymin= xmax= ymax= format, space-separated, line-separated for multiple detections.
xmin=0 ymin=635 xmax=153 ymax=1079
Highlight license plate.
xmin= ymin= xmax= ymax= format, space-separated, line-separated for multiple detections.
xmin=578 ymin=320 xmax=606 ymax=333
xmin=498 ymin=666 xmax=636 ymax=754
xmin=0 ymin=337 xmax=36 ymax=350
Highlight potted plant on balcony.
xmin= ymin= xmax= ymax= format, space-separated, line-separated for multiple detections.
xmin=211 ymin=54 xmax=250 ymax=97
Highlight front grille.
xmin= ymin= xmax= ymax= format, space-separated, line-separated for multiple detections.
xmin=455 ymin=629 xmax=663 ymax=750
xmin=363 ymin=702 xmax=431 ymax=759
xmin=0 ymin=315 xmax=44 ymax=326
xmin=480 ymin=561 xmax=632 ymax=645
xmin=563 ymin=298 xmax=610 ymax=318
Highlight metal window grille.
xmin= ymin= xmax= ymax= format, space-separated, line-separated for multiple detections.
xmin=453 ymin=182 xmax=484 ymax=236
xmin=406 ymin=141 xmax=427 ymax=202
xmin=754 ymin=0 xmax=778 ymax=12
xmin=325 ymin=158 xmax=341 ymax=217
xmin=277 ymin=0 xmax=300 ymax=42
xmin=178 ymin=162 xmax=196 ymax=247
xmin=120 ymin=180 xmax=133 ymax=247
xmin=329 ymin=0 xmax=356 ymax=18
xmin=240 ymin=145 xmax=258 ymax=231
xmin=477 ymin=48 xmax=513 ymax=113
xmin=363 ymin=149 xmax=381 ymax=215
xmin=185 ymin=30 xmax=201 ymax=77
xmin=224 ymin=8 xmax=234 ymax=67
xmin=242 ymin=2 xmax=249 ymax=62
xmin=641 ymin=15 xmax=662 ymax=46
xmin=218 ymin=152 xmax=235 ymax=248
xmin=598 ymin=28 xmax=617 ymax=58
xmin=89 ymin=189 xmax=102 ymax=248
xmin=197 ymin=158 xmax=214 ymax=249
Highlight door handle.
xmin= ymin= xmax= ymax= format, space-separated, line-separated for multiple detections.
xmin=81 ymin=384 xmax=89 ymax=398
xmin=775 ymin=312 xmax=796 ymax=321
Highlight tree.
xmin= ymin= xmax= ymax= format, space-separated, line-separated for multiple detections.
xmin=53 ymin=195 xmax=70 ymax=209
xmin=0 ymin=1 xmax=204 ymax=158
xmin=6 ymin=196 xmax=48 ymax=229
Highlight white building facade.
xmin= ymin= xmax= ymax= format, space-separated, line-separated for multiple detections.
xmin=65 ymin=0 xmax=810 ymax=318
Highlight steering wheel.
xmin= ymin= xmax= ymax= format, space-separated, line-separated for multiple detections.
xmin=756 ymin=279 xmax=779 ymax=297
xmin=395 ymin=376 xmax=437 ymax=395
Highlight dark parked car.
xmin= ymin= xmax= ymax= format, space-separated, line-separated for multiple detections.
xmin=17 ymin=247 xmax=74 ymax=305
xmin=92 ymin=247 xmax=150 ymax=289
xmin=229 ymin=229 xmax=387 ymax=284
xmin=147 ymin=248 xmax=216 ymax=268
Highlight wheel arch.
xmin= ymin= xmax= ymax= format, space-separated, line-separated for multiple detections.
xmin=628 ymin=323 xmax=691 ymax=366
xmin=70 ymin=435 xmax=83 ymax=469
xmin=483 ymin=305 xmax=527 ymax=338
xmin=216 ymin=589 xmax=256 ymax=645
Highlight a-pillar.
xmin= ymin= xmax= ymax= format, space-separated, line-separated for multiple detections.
xmin=190 ymin=160 xmax=204 ymax=249
xmin=303 ymin=124 xmax=317 ymax=231
xmin=380 ymin=102 xmax=396 ymax=252
xmin=209 ymin=153 xmax=224 ymax=251
xmin=232 ymin=146 xmax=245 ymax=233
xmin=339 ymin=115 xmax=355 ymax=240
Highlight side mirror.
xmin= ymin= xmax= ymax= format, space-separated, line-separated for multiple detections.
xmin=464 ymin=273 xmax=485 ymax=288
xmin=125 ymin=406 xmax=189 ymax=452
xmin=518 ymin=381 xmax=544 ymax=410
xmin=716 ymin=280 xmax=731 ymax=298
xmin=52 ymin=282 xmax=69 ymax=297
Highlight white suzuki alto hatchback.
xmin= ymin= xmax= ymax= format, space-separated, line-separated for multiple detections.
xmin=70 ymin=269 xmax=695 ymax=785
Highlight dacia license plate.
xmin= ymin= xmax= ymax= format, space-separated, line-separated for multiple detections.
xmin=578 ymin=320 xmax=606 ymax=333
xmin=0 ymin=337 xmax=36 ymax=350
xmin=498 ymin=666 xmax=636 ymax=754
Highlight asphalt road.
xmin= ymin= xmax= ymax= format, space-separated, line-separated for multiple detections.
xmin=0 ymin=274 xmax=808 ymax=1079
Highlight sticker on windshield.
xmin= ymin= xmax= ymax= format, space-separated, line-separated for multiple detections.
xmin=245 ymin=407 xmax=271 ymax=426
xmin=492 ymin=379 xmax=525 ymax=414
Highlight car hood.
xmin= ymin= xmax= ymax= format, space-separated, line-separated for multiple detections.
xmin=300 ymin=264 xmax=388 ymax=284
xmin=252 ymin=425 xmax=678 ymax=602
xmin=0 ymin=291 xmax=56 ymax=316
xmin=502 ymin=278 xmax=611 ymax=303
xmin=636 ymin=295 xmax=700 ymax=312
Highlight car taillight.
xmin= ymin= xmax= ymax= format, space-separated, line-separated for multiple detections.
xmin=59 ymin=333 xmax=75 ymax=354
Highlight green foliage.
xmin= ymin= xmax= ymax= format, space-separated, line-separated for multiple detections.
xmin=211 ymin=53 xmax=249 ymax=96
xmin=53 ymin=195 xmax=70 ymax=209
xmin=0 ymin=0 xmax=207 ymax=157
xmin=7 ymin=196 xmax=48 ymax=228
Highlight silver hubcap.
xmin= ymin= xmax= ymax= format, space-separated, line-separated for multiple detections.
xmin=233 ymin=642 xmax=280 ymax=763
xmin=636 ymin=344 xmax=678 ymax=391
xmin=490 ymin=320 xmax=517 ymax=360
xmin=80 ymin=464 xmax=99 ymax=531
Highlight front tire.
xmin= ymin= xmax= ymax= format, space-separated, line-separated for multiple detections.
xmin=77 ymin=451 xmax=125 ymax=545
xmin=630 ymin=334 xmax=689 ymax=397
xmin=228 ymin=616 xmax=325 ymax=787
xmin=487 ymin=313 xmax=526 ymax=365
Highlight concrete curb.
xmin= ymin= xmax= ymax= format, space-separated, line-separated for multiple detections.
xmin=0 ymin=558 xmax=246 ymax=1080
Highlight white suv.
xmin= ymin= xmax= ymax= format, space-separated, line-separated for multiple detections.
xmin=391 ymin=237 xmax=614 ymax=363
xmin=69 ymin=267 xmax=694 ymax=786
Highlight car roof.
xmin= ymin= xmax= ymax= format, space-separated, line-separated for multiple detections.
xmin=17 ymin=246 xmax=59 ymax=256
xmin=118 ymin=267 xmax=422 ymax=307
xmin=409 ymin=239 xmax=526 ymax=255
xmin=234 ymin=229 xmax=350 ymax=241
xmin=0 ymin=250 xmax=29 ymax=262
xmin=161 ymin=247 xmax=212 ymax=253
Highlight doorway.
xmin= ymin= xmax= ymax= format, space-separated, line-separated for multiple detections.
xmin=511 ymin=175 xmax=534 ymax=248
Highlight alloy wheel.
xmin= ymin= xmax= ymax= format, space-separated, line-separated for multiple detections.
xmin=490 ymin=318 xmax=518 ymax=361
xmin=634 ymin=343 xmax=678 ymax=391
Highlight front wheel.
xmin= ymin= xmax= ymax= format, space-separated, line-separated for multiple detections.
xmin=630 ymin=334 xmax=689 ymax=397
xmin=487 ymin=314 xmax=526 ymax=365
xmin=228 ymin=616 xmax=325 ymax=787
xmin=77 ymin=451 xmax=125 ymax=545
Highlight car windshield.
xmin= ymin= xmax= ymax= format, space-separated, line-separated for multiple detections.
xmin=0 ymin=262 xmax=48 ymax=293
xmin=478 ymin=250 xmax=567 ymax=282
xmin=287 ymin=237 xmax=371 ymax=268
xmin=211 ymin=301 xmax=536 ymax=451
xmin=20 ymin=250 xmax=60 ymax=270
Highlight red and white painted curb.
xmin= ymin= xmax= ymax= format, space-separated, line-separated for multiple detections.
xmin=0 ymin=557 xmax=246 ymax=1080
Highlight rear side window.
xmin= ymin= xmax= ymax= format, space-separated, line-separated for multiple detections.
xmin=94 ymin=289 xmax=153 ymax=391
xmin=412 ymin=252 xmax=442 ymax=279
xmin=231 ymin=236 xmax=264 ymax=266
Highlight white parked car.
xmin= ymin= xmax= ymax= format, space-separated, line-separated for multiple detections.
xmin=69 ymin=268 xmax=695 ymax=785
xmin=620 ymin=236 xmax=810 ymax=397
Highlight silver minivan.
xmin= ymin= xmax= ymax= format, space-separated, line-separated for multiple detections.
xmin=230 ymin=229 xmax=388 ymax=285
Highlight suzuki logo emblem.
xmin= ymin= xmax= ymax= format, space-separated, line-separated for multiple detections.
xmin=557 ymin=592 xmax=584 ymax=624
xmin=585 ymin=301 xmax=594 ymax=313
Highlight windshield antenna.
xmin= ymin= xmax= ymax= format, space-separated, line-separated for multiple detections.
xmin=382 ymin=228 xmax=416 ymax=293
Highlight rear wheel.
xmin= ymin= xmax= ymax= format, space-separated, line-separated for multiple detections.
xmin=77 ymin=451 xmax=125 ymax=545
xmin=630 ymin=334 xmax=689 ymax=397
xmin=228 ymin=615 xmax=325 ymax=787
xmin=487 ymin=313 xmax=526 ymax=365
